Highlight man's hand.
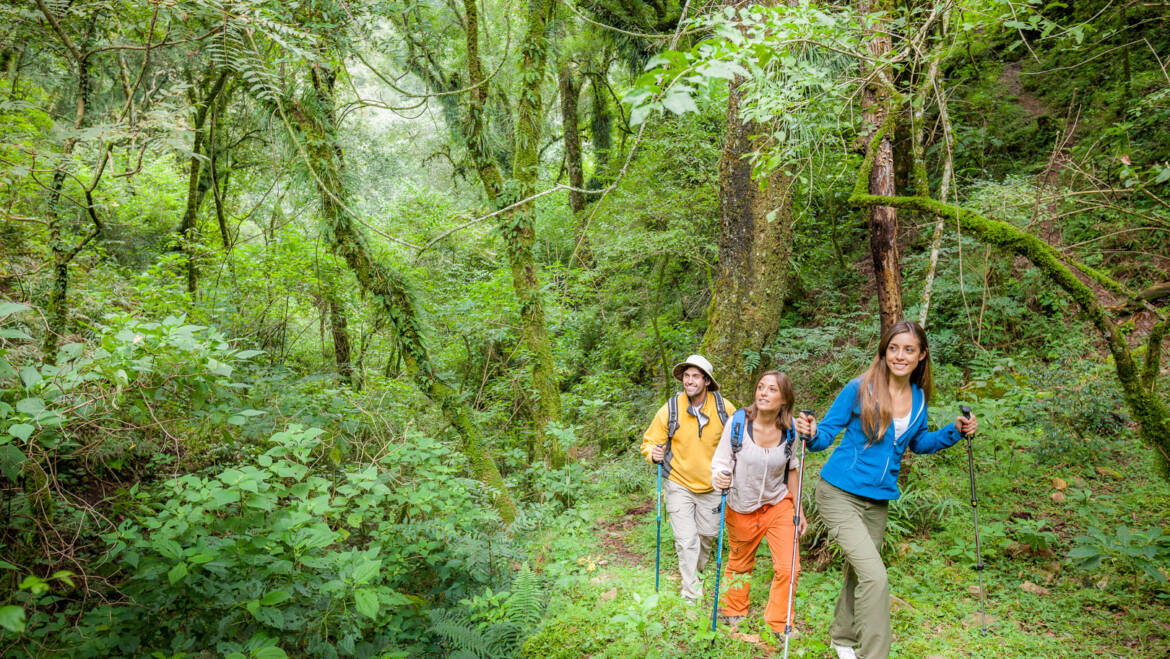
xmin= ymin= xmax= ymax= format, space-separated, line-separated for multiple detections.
xmin=651 ymin=443 xmax=665 ymax=463
xmin=798 ymin=511 xmax=808 ymax=537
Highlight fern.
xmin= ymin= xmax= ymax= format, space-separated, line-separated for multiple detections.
xmin=429 ymin=564 xmax=546 ymax=658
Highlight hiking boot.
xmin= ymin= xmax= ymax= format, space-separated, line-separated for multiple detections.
xmin=718 ymin=615 xmax=745 ymax=627
xmin=832 ymin=644 xmax=858 ymax=659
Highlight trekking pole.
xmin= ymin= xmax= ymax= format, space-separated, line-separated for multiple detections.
xmin=782 ymin=409 xmax=813 ymax=659
xmin=710 ymin=468 xmax=731 ymax=632
xmin=656 ymin=446 xmax=664 ymax=593
xmin=961 ymin=405 xmax=989 ymax=633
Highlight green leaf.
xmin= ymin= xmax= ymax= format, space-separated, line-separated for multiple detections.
xmin=0 ymin=445 xmax=25 ymax=480
xmin=353 ymin=588 xmax=379 ymax=619
xmin=0 ymin=302 xmax=31 ymax=319
xmin=0 ymin=328 xmax=32 ymax=341
xmin=18 ymin=366 xmax=41 ymax=389
xmin=351 ymin=559 xmax=380 ymax=585
xmin=167 ymin=562 xmax=188 ymax=585
xmin=261 ymin=589 xmax=291 ymax=606
xmin=15 ymin=398 xmax=44 ymax=415
xmin=235 ymin=350 xmax=264 ymax=360
xmin=8 ymin=423 xmax=34 ymax=442
xmin=253 ymin=648 xmax=288 ymax=659
xmin=661 ymin=91 xmax=698 ymax=116
xmin=0 ymin=605 xmax=25 ymax=633
xmin=0 ymin=560 xmax=19 ymax=570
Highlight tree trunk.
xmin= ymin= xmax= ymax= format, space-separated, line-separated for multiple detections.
xmin=699 ymin=65 xmax=795 ymax=403
xmin=860 ymin=0 xmax=903 ymax=336
xmin=587 ymin=72 xmax=612 ymax=188
xmin=507 ymin=0 xmax=562 ymax=466
xmin=558 ymin=64 xmax=584 ymax=215
xmin=178 ymin=69 xmax=229 ymax=294
xmin=329 ymin=294 xmax=353 ymax=384
xmin=296 ymin=68 xmax=518 ymax=523
xmin=41 ymin=10 xmax=95 ymax=355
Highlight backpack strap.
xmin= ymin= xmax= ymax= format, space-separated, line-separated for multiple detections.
xmin=666 ymin=393 xmax=680 ymax=440
xmin=713 ymin=391 xmax=729 ymax=426
xmin=729 ymin=408 xmax=747 ymax=456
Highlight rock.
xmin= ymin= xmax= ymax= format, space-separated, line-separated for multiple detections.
xmin=962 ymin=612 xmax=996 ymax=628
xmin=1020 ymin=580 xmax=1050 ymax=595
xmin=731 ymin=632 xmax=761 ymax=644
xmin=600 ymin=588 xmax=617 ymax=601
xmin=967 ymin=584 xmax=984 ymax=597
xmin=1052 ymin=477 xmax=1067 ymax=490
xmin=1050 ymin=491 xmax=1066 ymax=503
xmin=889 ymin=594 xmax=914 ymax=611
xmin=1095 ymin=465 xmax=1122 ymax=479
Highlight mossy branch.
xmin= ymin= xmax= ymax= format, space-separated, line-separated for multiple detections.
xmin=1144 ymin=318 xmax=1168 ymax=392
xmin=849 ymin=122 xmax=1170 ymax=475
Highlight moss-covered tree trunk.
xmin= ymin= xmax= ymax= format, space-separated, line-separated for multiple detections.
xmin=459 ymin=0 xmax=563 ymax=465
xmin=179 ymin=69 xmax=229 ymax=294
xmin=850 ymin=96 xmax=1170 ymax=477
xmin=558 ymin=63 xmax=584 ymax=215
xmin=294 ymin=67 xmax=518 ymax=522
xmin=587 ymin=70 xmax=612 ymax=188
xmin=859 ymin=0 xmax=903 ymax=336
xmin=507 ymin=0 xmax=562 ymax=465
xmin=699 ymin=62 xmax=795 ymax=403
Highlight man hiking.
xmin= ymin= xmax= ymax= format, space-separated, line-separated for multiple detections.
xmin=642 ymin=355 xmax=736 ymax=602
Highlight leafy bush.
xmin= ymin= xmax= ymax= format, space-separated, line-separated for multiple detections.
xmin=5 ymin=425 xmax=520 ymax=656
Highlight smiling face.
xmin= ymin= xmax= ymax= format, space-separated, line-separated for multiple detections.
xmin=681 ymin=366 xmax=709 ymax=399
xmin=754 ymin=373 xmax=787 ymax=413
xmin=884 ymin=331 xmax=925 ymax=380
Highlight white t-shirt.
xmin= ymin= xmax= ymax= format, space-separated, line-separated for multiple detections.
xmin=893 ymin=412 xmax=911 ymax=441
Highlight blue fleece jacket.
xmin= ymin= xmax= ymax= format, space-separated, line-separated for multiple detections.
xmin=809 ymin=378 xmax=962 ymax=500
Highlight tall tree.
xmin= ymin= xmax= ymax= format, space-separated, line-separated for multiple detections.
xmin=859 ymin=0 xmax=903 ymax=335
xmin=285 ymin=43 xmax=519 ymax=521
xmin=700 ymin=0 xmax=795 ymax=402
xmin=455 ymin=0 xmax=564 ymax=465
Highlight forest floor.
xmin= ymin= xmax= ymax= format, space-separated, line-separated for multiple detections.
xmin=521 ymin=437 xmax=1170 ymax=658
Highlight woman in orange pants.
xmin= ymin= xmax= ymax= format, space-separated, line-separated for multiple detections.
xmin=711 ymin=370 xmax=807 ymax=638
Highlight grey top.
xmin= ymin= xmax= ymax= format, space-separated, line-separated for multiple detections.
xmin=710 ymin=418 xmax=800 ymax=514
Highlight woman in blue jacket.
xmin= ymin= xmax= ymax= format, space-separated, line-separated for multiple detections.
xmin=794 ymin=320 xmax=976 ymax=659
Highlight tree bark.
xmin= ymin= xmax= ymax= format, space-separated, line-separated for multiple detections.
xmin=859 ymin=0 xmax=903 ymax=336
xmin=178 ymin=69 xmax=229 ymax=294
xmin=507 ymin=0 xmax=562 ymax=465
xmin=699 ymin=54 xmax=795 ymax=403
xmin=328 ymin=294 xmax=353 ymax=384
xmin=558 ymin=64 xmax=584 ymax=215
xmin=587 ymin=71 xmax=612 ymax=188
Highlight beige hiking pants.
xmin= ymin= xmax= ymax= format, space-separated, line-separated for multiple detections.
xmin=663 ymin=478 xmax=720 ymax=600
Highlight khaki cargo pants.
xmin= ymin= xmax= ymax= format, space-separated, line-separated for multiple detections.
xmin=663 ymin=478 xmax=720 ymax=600
xmin=815 ymin=478 xmax=892 ymax=659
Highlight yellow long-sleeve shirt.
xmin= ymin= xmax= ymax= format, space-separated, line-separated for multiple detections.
xmin=641 ymin=392 xmax=737 ymax=493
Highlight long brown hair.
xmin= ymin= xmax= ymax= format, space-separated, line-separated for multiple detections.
xmin=744 ymin=370 xmax=795 ymax=432
xmin=858 ymin=320 xmax=933 ymax=442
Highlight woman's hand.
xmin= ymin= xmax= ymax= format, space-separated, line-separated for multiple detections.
xmin=714 ymin=470 xmax=732 ymax=490
xmin=794 ymin=413 xmax=817 ymax=438
xmin=956 ymin=413 xmax=978 ymax=436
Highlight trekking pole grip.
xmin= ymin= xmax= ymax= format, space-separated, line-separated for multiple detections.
xmin=959 ymin=405 xmax=974 ymax=437
xmin=798 ymin=409 xmax=814 ymax=441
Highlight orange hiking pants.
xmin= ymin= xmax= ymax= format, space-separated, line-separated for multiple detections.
xmin=720 ymin=495 xmax=800 ymax=632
